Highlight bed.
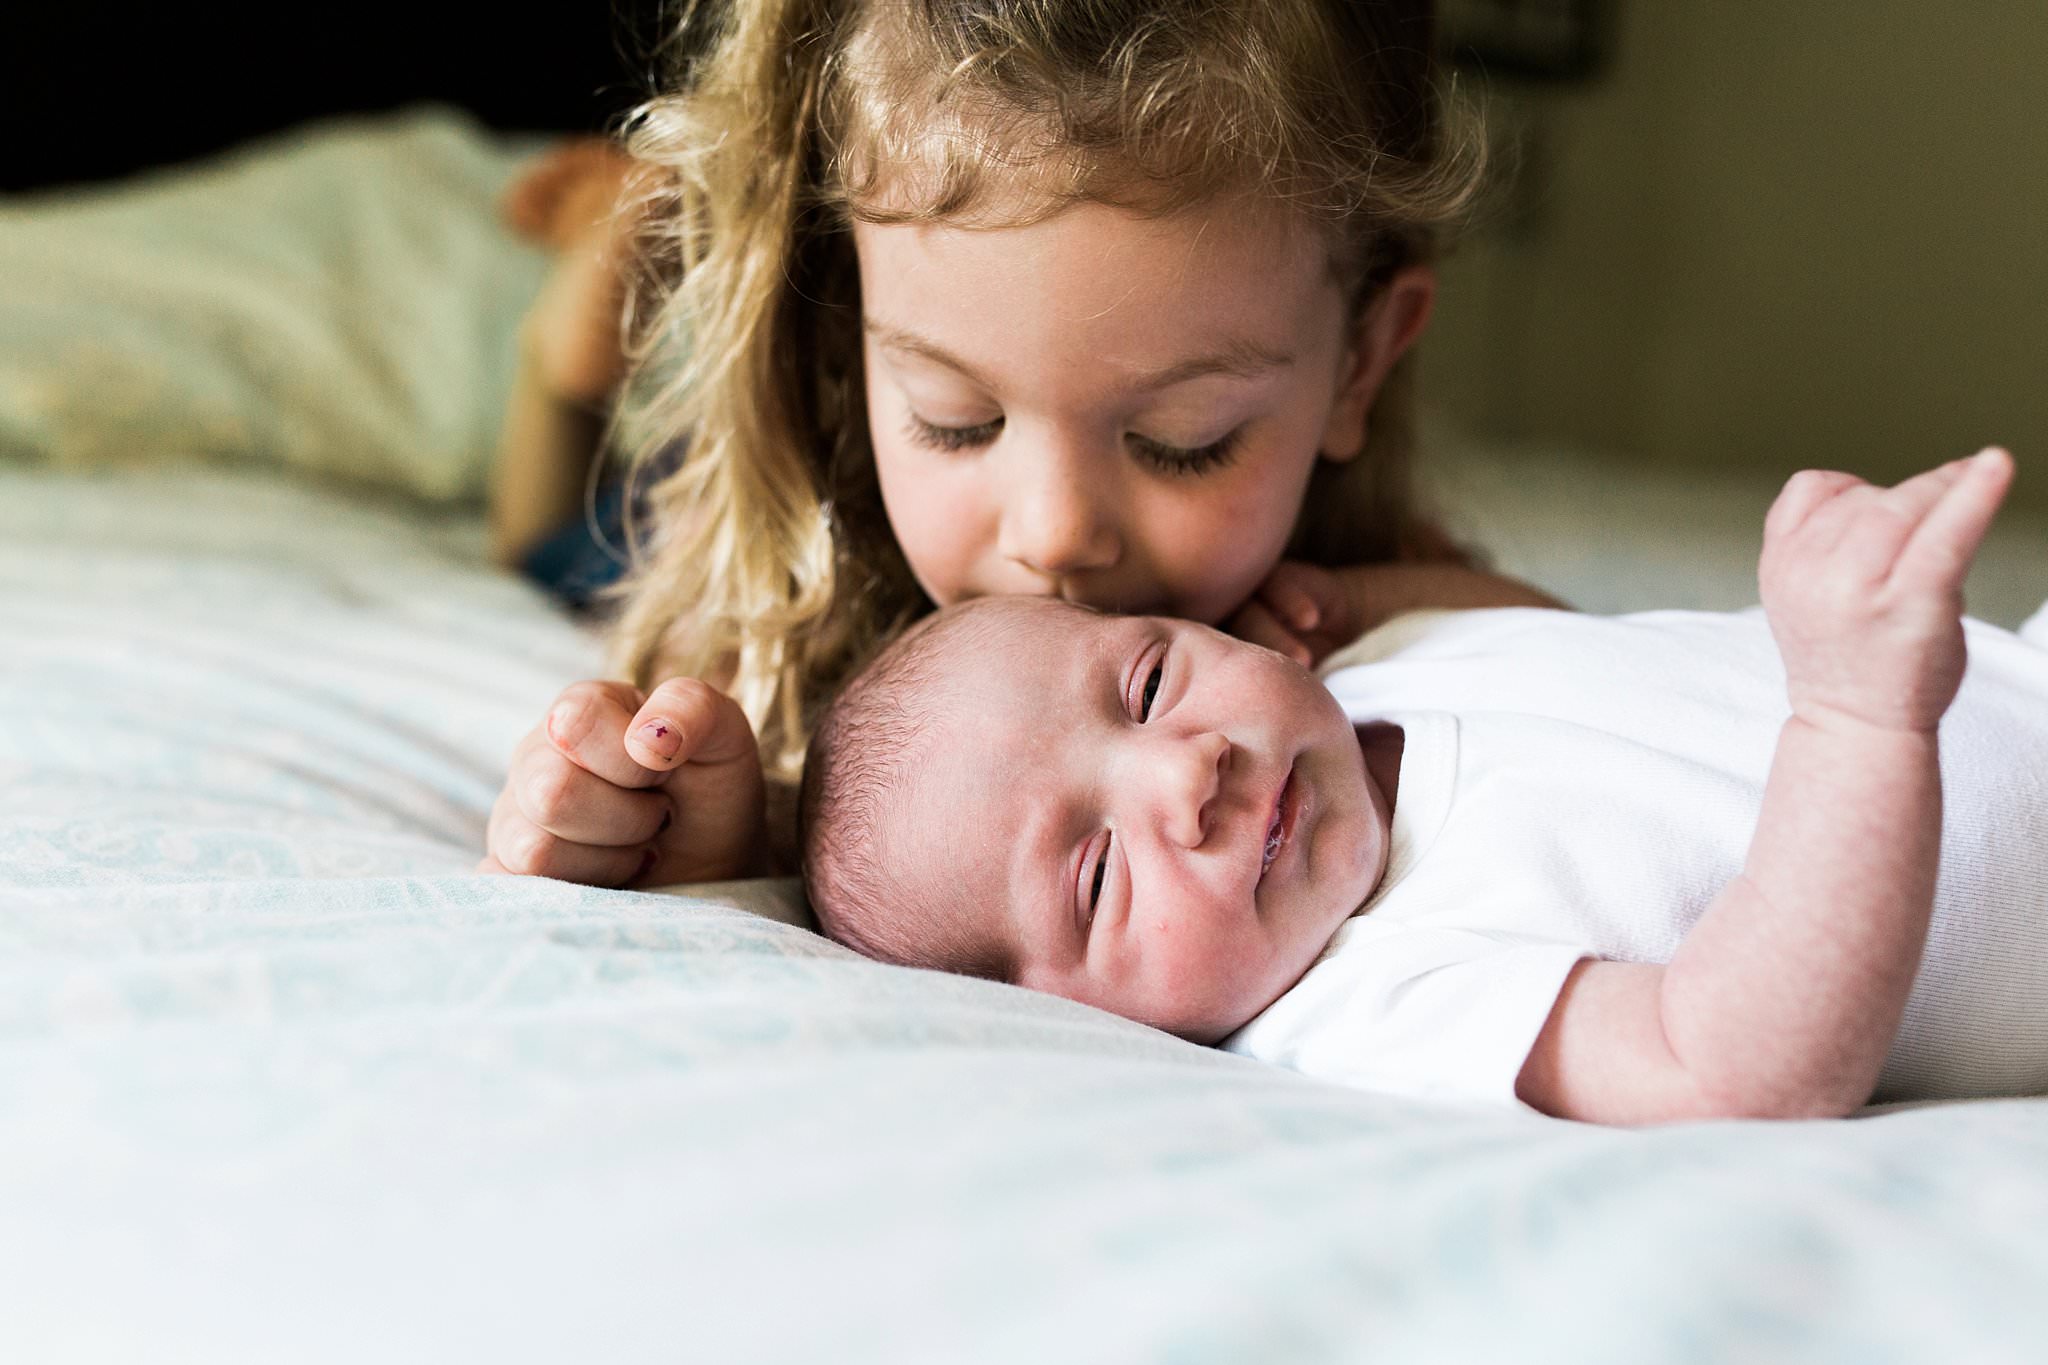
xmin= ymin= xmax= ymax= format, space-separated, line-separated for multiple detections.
xmin=5 ymin=110 xmax=2047 ymax=1364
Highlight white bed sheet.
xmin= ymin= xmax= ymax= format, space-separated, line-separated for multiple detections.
xmin=5 ymin=463 xmax=2047 ymax=1364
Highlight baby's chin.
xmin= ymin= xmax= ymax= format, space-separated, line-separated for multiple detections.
xmin=1155 ymin=957 xmax=1320 ymax=1046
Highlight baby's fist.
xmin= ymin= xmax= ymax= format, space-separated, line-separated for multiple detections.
xmin=1760 ymin=448 xmax=2012 ymax=734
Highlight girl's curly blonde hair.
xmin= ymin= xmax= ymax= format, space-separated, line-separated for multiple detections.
xmin=606 ymin=0 xmax=1486 ymax=783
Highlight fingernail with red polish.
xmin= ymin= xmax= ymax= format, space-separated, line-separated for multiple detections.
xmin=636 ymin=718 xmax=681 ymax=761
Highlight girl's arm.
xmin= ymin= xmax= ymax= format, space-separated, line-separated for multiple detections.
xmin=1516 ymin=450 xmax=2013 ymax=1124
xmin=1230 ymin=558 xmax=1564 ymax=665
xmin=1335 ymin=561 xmax=1567 ymax=624
xmin=1356 ymin=516 xmax=1568 ymax=624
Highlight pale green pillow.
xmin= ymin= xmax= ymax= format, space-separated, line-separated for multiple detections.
xmin=0 ymin=107 xmax=550 ymax=503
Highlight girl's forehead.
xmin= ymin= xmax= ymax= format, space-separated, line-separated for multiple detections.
xmin=849 ymin=175 xmax=1334 ymax=266
xmin=849 ymin=197 xmax=1345 ymax=339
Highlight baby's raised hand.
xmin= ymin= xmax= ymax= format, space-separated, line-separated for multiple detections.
xmin=1759 ymin=448 xmax=2013 ymax=734
xmin=480 ymin=678 xmax=767 ymax=888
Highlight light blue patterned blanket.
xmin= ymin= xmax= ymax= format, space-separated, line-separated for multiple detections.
xmin=4 ymin=109 xmax=2047 ymax=1363
xmin=5 ymin=468 xmax=2048 ymax=1365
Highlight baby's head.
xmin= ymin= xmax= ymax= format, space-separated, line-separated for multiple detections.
xmin=801 ymin=597 xmax=1395 ymax=1042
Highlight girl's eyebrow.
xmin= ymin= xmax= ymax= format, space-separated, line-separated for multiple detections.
xmin=864 ymin=320 xmax=1295 ymax=393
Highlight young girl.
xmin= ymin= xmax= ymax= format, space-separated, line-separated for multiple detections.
xmin=480 ymin=0 xmax=1561 ymax=888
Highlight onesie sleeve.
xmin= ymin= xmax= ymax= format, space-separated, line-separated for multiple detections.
xmin=1223 ymin=919 xmax=1588 ymax=1112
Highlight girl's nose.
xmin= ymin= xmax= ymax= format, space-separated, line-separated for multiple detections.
xmin=997 ymin=444 xmax=1121 ymax=582
xmin=1142 ymin=730 xmax=1231 ymax=849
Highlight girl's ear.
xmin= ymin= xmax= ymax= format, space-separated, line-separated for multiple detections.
xmin=1320 ymin=264 xmax=1437 ymax=463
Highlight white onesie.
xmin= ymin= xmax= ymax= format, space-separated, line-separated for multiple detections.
xmin=1223 ymin=606 xmax=2048 ymax=1110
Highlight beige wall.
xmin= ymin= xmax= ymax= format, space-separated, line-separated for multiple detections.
xmin=1425 ymin=3 xmax=2048 ymax=509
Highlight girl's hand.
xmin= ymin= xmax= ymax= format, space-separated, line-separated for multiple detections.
xmin=479 ymin=678 xmax=768 ymax=888
xmin=1760 ymin=448 xmax=2013 ymax=736
xmin=1226 ymin=561 xmax=1367 ymax=666
xmin=1230 ymin=560 xmax=1568 ymax=667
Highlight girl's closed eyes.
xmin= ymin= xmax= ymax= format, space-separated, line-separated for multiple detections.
xmin=903 ymin=413 xmax=1246 ymax=478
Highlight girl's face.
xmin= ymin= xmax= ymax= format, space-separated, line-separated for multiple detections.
xmin=853 ymin=198 xmax=1431 ymax=624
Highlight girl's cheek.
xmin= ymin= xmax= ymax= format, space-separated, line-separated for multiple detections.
xmin=1169 ymin=508 xmax=1288 ymax=616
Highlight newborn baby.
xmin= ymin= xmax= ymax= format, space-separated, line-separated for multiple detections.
xmin=801 ymin=450 xmax=2048 ymax=1123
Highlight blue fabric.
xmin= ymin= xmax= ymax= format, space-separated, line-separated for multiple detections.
xmin=518 ymin=478 xmax=630 ymax=611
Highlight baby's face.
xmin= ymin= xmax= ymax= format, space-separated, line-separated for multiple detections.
xmin=890 ymin=599 xmax=1393 ymax=1043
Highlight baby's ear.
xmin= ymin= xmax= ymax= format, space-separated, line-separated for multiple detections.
xmin=1320 ymin=265 xmax=1436 ymax=463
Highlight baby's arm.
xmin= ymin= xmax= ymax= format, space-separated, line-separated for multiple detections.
xmin=1517 ymin=449 xmax=2014 ymax=1123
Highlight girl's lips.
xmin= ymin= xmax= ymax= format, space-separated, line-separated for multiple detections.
xmin=1258 ymin=764 xmax=1301 ymax=883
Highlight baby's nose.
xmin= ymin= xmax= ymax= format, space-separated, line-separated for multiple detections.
xmin=1155 ymin=731 xmax=1230 ymax=848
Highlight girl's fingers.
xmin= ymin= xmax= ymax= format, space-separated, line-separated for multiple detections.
xmin=1896 ymin=447 xmax=2014 ymax=588
xmin=543 ymin=681 xmax=665 ymax=789
xmin=1269 ymin=581 xmax=1318 ymax=638
xmin=487 ymin=796 xmax=655 ymax=886
xmin=626 ymin=678 xmax=762 ymax=773
xmin=1231 ymin=602 xmax=1312 ymax=666
xmin=512 ymin=736 xmax=671 ymax=845
xmin=1252 ymin=561 xmax=1330 ymax=629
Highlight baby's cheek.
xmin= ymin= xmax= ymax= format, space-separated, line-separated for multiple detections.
xmin=1154 ymin=920 xmax=1242 ymax=997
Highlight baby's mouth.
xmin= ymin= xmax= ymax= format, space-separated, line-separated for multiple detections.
xmin=1258 ymin=764 xmax=1300 ymax=883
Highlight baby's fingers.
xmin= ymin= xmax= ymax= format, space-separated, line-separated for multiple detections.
xmin=1894 ymin=447 xmax=2014 ymax=590
xmin=1765 ymin=469 xmax=1863 ymax=543
xmin=625 ymin=678 xmax=761 ymax=773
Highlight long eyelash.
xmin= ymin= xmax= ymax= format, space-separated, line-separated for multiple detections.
xmin=906 ymin=415 xmax=1003 ymax=452
xmin=909 ymin=416 xmax=1241 ymax=475
xmin=1130 ymin=428 xmax=1242 ymax=477
xmin=1138 ymin=662 xmax=1163 ymax=721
